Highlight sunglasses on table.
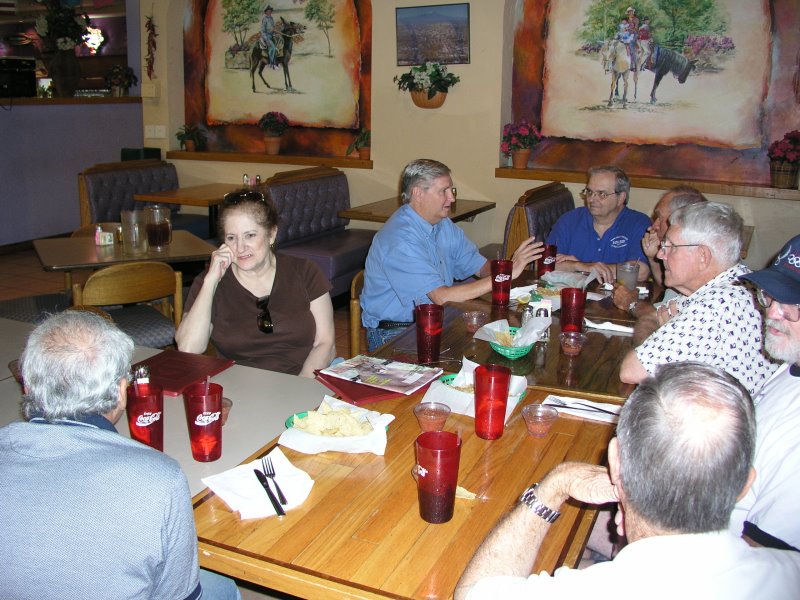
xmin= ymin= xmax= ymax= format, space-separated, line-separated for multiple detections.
xmin=256 ymin=295 xmax=274 ymax=333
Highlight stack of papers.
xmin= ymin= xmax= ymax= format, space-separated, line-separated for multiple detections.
xmin=319 ymin=355 xmax=442 ymax=396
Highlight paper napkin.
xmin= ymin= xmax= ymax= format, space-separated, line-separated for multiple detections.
xmin=583 ymin=318 xmax=634 ymax=335
xmin=201 ymin=447 xmax=313 ymax=520
xmin=421 ymin=357 xmax=527 ymax=423
xmin=541 ymin=394 xmax=621 ymax=424
xmin=277 ymin=396 xmax=395 ymax=456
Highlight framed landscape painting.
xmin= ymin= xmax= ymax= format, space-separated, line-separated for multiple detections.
xmin=510 ymin=0 xmax=800 ymax=187
xmin=396 ymin=3 xmax=470 ymax=66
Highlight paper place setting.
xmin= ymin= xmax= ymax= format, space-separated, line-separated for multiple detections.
xmin=278 ymin=396 xmax=395 ymax=456
xmin=421 ymin=357 xmax=527 ymax=423
xmin=201 ymin=447 xmax=314 ymax=519
xmin=583 ymin=318 xmax=634 ymax=335
xmin=541 ymin=394 xmax=621 ymax=424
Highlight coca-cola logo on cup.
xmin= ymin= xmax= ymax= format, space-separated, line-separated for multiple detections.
xmin=543 ymin=256 xmax=556 ymax=265
xmin=195 ymin=411 xmax=221 ymax=426
xmin=136 ymin=411 xmax=161 ymax=427
xmin=494 ymin=274 xmax=512 ymax=283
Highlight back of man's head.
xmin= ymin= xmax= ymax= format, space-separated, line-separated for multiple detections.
xmin=400 ymin=158 xmax=450 ymax=203
xmin=20 ymin=311 xmax=134 ymax=421
xmin=667 ymin=185 xmax=706 ymax=213
xmin=616 ymin=361 xmax=755 ymax=534
xmin=670 ymin=201 xmax=743 ymax=268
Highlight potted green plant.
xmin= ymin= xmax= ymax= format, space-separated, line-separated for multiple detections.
xmin=500 ymin=120 xmax=541 ymax=169
xmin=175 ymin=124 xmax=207 ymax=152
xmin=393 ymin=61 xmax=460 ymax=108
xmin=257 ymin=111 xmax=290 ymax=155
xmin=105 ymin=65 xmax=138 ymax=97
xmin=346 ymin=128 xmax=371 ymax=159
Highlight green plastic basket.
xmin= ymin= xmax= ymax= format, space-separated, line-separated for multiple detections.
xmin=489 ymin=327 xmax=534 ymax=360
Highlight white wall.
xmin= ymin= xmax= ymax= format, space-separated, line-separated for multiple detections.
xmin=139 ymin=0 xmax=800 ymax=269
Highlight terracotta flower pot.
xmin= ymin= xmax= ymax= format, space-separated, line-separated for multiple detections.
xmin=410 ymin=90 xmax=447 ymax=109
xmin=183 ymin=140 xmax=196 ymax=152
xmin=264 ymin=134 xmax=282 ymax=155
xmin=511 ymin=148 xmax=532 ymax=170
xmin=358 ymin=147 xmax=371 ymax=160
xmin=770 ymin=160 xmax=799 ymax=189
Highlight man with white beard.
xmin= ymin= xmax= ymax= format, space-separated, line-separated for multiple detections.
xmin=730 ymin=234 xmax=800 ymax=551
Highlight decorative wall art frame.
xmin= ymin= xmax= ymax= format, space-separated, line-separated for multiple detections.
xmin=183 ymin=0 xmax=372 ymax=157
xmin=396 ymin=3 xmax=470 ymax=66
xmin=510 ymin=0 xmax=800 ymax=188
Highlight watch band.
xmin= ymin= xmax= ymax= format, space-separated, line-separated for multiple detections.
xmin=519 ymin=483 xmax=560 ymax=523
xmin=628 ymin=300 xmax=638 ymax=316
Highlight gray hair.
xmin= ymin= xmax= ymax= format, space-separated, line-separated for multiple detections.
xmin=669 ymin=202 xmax=743 ymax=267
xmin=400 ymin=159 xmax=451 ymax=203
xmin=667 ymin=185 xmax=707 ymax=213
xmin=20 ymin=311 xmax=134 ymax=421
xmin=587 ymin=165 xmax=631 ymax=203
xmin=617 ymin=361 xmax=755 ymax=534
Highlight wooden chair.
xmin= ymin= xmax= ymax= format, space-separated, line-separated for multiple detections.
xmin=349 ymin=270 xmax=365 ymax=357
xmin=64 ymin=222 xmax=122 ymax=291
xmin=502 ymin=182 xmax=575 ymax=260
xmin=72 ymin=261 xmax=183 ymax=348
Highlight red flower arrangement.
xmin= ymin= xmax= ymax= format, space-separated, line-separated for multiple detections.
xmin=500 ymin=120 xmax=541 ymax=154
xmin=768 ymin=130 xmax=800 ymax=165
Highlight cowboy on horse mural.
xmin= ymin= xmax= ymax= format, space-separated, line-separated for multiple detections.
xmin=260 ymin=5 xmax=278 ymax=70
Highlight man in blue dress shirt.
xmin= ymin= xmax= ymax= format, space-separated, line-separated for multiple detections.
xmin=547 ymin=165 xmax=651 ymax=283
xmin=361 ymin=158 xmax=543 ymax=351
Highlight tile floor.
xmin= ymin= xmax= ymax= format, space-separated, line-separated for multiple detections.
xmin=0 ymin=247 xmax=363 ymax=359
xmin=0 ymin=246 xmax=365 ymax=598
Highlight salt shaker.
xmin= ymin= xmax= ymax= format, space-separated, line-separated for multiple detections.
xmin=521 ymin=304 xmax=535 ymax=326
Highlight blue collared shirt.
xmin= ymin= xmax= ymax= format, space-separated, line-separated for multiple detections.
xmin=361 ymin=204 xmax=486 ymax=328
xmin=546 ymin=206 xmax=650 ymax=264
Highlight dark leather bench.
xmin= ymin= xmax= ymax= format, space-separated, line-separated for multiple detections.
xmin=266 ymin=167 xmax=375 ymax=298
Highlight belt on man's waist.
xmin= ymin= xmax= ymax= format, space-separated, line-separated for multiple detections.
xmin=378 ymin=320 xmax=414 ymax=330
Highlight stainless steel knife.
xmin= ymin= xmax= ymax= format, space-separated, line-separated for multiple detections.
xmin=253 ymin=469 xmax=286 ymax=516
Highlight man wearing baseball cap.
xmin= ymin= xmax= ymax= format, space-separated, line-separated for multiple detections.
xmin=730 ymin=234 xmax=800 ymax=550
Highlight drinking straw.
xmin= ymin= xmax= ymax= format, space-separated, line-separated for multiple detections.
xmin=204 ymin=376 xmax=210 ymax=395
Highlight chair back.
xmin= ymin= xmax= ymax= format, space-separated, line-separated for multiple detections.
xmin=72 ymin=261 xmax=183 ymax=326
xmin=349 ymin=270 xmax=365 ymax=357
xmin=502 ymin=182 xmax=575 ymax=259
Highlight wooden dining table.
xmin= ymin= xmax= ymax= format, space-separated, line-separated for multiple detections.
xmin=192 ymin=388 xmax=615 ymax=600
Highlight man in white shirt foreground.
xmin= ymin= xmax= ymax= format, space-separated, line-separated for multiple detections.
xmin=455 ymin=362 xmax=800 ymax=600
xmin=730 ymin=234 xmax=800 ymax=550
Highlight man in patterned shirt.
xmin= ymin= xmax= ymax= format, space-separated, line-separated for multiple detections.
xmin=619 ymin=202 xmax=776 ymax=395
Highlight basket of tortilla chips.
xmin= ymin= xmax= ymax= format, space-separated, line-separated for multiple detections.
xmin=489 ymin=327 xmax=534 ymax=360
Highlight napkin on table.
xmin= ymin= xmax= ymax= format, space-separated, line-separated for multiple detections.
xmin=583 ymin=318 xmax=634 ymax=335
xmin=201 ymin=447 xmax=313 ymax=520
xmin=421 ymin=357 xmax=527 ymax=423
xmin=541 ymin=269 xmax=598 ymax=289
xmin=541 ymin=394 xmax=621 ymax=424
xmin=277 ymin=396 xmax=395 ymax=456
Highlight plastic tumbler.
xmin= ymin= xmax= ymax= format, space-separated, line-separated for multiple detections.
xmin=537 ymin=244 xmax=557 ymax=277
xmin=616 ymin=262 xmax=639 ymax=291
xmin=183 ymin=382 xmax=223 ymax=462
xmin=415 ymin=304 xmax=444 ymax=364
xmin=474 ymin=364 xmax=512 ymax=440
xmin=560 ymin=288 xmax=587 ymax=333
xmin=121 ymin=210 xmax=149 ymax=255
xmin=491 ymin=259 xmax=513 ymax=306
xmin=414 ymin=431 xmax=462 ymax=524
xmin=126 ymin=382 xmax=164 ymax=451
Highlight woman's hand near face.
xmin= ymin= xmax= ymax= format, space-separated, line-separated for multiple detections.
xmin=206 ymin=243 xmax=234 ymax=284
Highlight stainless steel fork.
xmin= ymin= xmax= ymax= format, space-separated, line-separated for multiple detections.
xmin=547 ymin=397 xmax=619 ymax=416
xmin=262 ymin=456 xmax=287 ymax=505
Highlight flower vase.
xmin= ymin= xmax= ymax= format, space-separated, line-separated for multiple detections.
xmin=48 ymin=50 xmax=81 ymax=98
xmin=511 ymin=148 xmax=532 ymax=170
xmin=111 ymin=86 xmax=128 ymax=97
xmin=410 ymin=90 xmax=447 ymax=109
xmin=769 ymin=161 xmax=799 ymax=189
xmin=264 ymin=134 xmax=282 ymax=155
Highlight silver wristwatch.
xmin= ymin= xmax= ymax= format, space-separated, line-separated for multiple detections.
xmin=628 ymin=300 xmax=638 ymax=316
xmin=519 ymin=483 xmax=560 ymax=523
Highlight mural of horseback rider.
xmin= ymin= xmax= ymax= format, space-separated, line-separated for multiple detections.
xmin=260 ymin=5 xmax=278 ymax=69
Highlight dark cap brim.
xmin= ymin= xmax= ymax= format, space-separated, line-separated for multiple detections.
xmin=740 ymin=270 xmax=800 ymax=304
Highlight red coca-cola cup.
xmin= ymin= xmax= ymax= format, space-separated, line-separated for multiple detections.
xmin=415 ymin=304 xmax=444 ymax=365
xmin=126 ymin=382 xmax=164 ymax=451
xmin=183 ymin=382 xmax=223 ymax=462
xmin=491 ymin=259 xmax=513 ymax=306
xmin=414 ymin=431 xmax=462 ymax=524
xmin=537 ymin=244 xmax=557 ymax=277
xmin=474 ymin=364 xmax=512 ymax=440
xmin=560 ymin=288 xmax=587 ymax=333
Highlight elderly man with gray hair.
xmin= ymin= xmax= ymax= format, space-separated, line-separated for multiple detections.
xmin=0 ymin=311 xmax=239 ymax=599
xmin=620 ymin=201 xmax=776 ymax=395
xmin=361 ymin=158 xmax=542 ymax=350
xmin=455 ymin=362 xmax=800 ymax=599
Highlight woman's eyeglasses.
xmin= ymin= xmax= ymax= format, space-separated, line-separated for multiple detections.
xmin=256 ymin=296 xmax=274 ymax=333
xmin=223 ymin=190 xmax=267 ymax=205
